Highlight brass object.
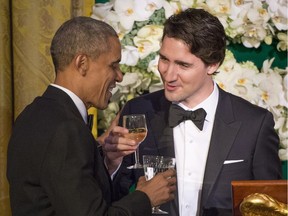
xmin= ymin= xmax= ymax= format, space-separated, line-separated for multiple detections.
xmin=240 ymin=193 xmax=288 ymax=216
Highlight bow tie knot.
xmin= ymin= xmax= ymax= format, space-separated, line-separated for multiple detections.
xmin=169 ymin=104 xmax=207 ymax=130
xmin=183 ymin=111 xmax=197 ymax=121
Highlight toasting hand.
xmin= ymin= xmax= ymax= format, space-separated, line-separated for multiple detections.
xmin=136 ymin=169 xmax=177 ymax=208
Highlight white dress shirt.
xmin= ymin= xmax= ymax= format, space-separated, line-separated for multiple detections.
xmin=50 ymin=84 xmax=87 ymax=123
xmin=173 ymin=82 xmax=219 ymax=216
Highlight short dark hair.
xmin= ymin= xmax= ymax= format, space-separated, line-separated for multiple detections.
xmin=50 ymin=16 xmax=118 ymax=72
xmin=162 ymin=8 xmax=226 ymax=66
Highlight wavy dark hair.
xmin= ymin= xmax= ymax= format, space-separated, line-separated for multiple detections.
xmin=162 ymin=8 xmax=226 ymax=66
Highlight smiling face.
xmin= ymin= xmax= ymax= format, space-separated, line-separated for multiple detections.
xmin=84 ymin=37 xmax=122 ymax=110
xmin=158 ymin=36 xmax=219 ymax=108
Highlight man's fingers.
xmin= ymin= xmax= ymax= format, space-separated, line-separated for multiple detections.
xmin=106 ymin=151 xmax=136 ymax=160
xmin=103 ymin=142 xmax=137 ymax=152
xmin=104 ymin=131 xmax=137 ymax=152
xmin=160 ymin=169 xmax=176 ymax=178
xmin=109 ymin=126 xmax=128 ymax=135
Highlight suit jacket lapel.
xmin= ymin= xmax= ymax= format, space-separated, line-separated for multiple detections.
xmin=201 ymin=88 xmax=242 ymax=209
xmin=147 ymin=93 xmax=175 ymax=158
xmin=43 ymin=85 xmax=84 ymax=123
xmin=44 ymin=86 xmax=114 ymax=203
xmin=143 ymin=89 xmax=242 ymax=214
xmin=147 ymin=93 xmax=179 ymax=215
xmin=150 ymin=112 xmax=180 ymax=215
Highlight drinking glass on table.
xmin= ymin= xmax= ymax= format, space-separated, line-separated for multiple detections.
xmin=123 ymin=114 xmax=147 ymax=169
xmin=143 ymin=155 xmax=176 ymax=214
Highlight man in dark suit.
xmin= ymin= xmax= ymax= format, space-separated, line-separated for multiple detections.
xmin=102 ymin=8 xmax=282 ymax=216
xmin=7 ymin=16 xmax=177 ymax=216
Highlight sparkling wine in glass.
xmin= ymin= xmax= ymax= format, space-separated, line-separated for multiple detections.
xmin=143 ymin=155 xmax=176 ymax=214
xmin=123 ymin=114 xmax=147 ymax=169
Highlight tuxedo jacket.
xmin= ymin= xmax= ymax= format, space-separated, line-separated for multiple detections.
xmin=113 ymin=87 xmax=282 ymax=216
xmin=7 ymin=86 xmax=152 ymax=216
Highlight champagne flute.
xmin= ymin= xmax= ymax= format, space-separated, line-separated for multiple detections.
xmin=143 ymin=155 xmax=176 ymax=214
xmin=123 ymin=114 xmax=147 ymax=169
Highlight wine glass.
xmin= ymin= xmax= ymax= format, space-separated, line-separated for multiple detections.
xmin=143 ymin=155 xmax=176 ymax=214
xmin=123 ymin=114 xmax=147 ymax=169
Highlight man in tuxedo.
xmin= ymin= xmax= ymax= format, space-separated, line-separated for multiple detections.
xmin=7 ymin=17 xmax=177 ymax=216
xmin=103 ymin=8 xmax=282 ymax=216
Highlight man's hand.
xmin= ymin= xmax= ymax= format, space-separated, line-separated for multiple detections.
xmin=103 ymin=126 xmax=138 ymax=174
xmin=97 ymin=113 xmax=139 ymax=174
xmin=136 ymin=169 xmax=177 ymax=207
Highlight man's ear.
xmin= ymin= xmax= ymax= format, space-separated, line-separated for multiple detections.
xmin=75 ymin=54 xmax=88 ymax=76
xmin=207 ymin=62 xmax=220 ymax=75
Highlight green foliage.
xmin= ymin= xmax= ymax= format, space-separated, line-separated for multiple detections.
xmin=121 ymin=8 xmax=166 ymax=46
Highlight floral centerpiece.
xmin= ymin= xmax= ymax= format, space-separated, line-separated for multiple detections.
xmin=91 ymin=0 xmax=288 ymax=161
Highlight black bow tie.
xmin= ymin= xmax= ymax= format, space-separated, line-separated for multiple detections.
xmin=168 ymin=104 xmax=207 ymax=130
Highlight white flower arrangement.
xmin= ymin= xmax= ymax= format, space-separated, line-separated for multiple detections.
xmin=215 ymin=51 xmax=288 ymax=161
xmin=92 ymin=0 xmax=288 ymax=161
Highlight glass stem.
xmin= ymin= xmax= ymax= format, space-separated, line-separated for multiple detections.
xmin=134 ymin=147 xmax=140 ymax=165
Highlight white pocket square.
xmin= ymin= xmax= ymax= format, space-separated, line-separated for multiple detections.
xmin=223 ymin=159 xmax=244 ymax=164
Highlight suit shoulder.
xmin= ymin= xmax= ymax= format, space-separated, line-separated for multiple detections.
xmin=230 ymin=93 xmax=267 ymax=112
xmin=135 ymin=89 xmax=164 ymax=99
xmin=122 ymin=90 xmax=168 ymax=113
xmin=222 ymin=90 xmax=272 ymax=118
xmin=127 ymin=90 xmax=165 ymax=104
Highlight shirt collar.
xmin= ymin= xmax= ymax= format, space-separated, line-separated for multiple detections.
xmin=50 ymin=84 xmax=88 ymax=123
xmin=176 ymin=82 xmax=219 ymax=123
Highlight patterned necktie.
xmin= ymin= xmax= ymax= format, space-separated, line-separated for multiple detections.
xmin=168 ymin=104 xmax=207 ymax=130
